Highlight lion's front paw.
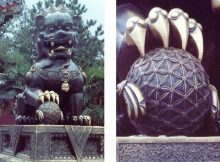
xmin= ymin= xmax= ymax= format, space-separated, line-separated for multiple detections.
xmin=125 ymin=7 xmax=203 ymax=60
xmin=72 ymin=115 xmax=92 ymax=126
xmin=36 ymin=109 xmax=44 ymax=121
xmin=38 ymin=90 xmax=59 ymax=104
xmin=36 ymin=101 xmax=62 ymax=124
xmin=60 ymin=111 xmax=64 ymax=122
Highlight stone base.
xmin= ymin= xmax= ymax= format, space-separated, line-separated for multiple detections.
xmin=117 ymin=136 xmax=220 ymax=162
xmin=0 ymin=125 xmax=104 ymax=162
xmin=0 ymin=154 xmax=104 ymax=162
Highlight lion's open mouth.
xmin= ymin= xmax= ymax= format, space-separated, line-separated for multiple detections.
xmin=44 ymin=39 xmax=73 ymax=56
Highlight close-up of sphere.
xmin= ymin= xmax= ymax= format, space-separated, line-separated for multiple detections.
xmin=38 ymin=102 xmax=61 ymax=124
xmin=126 ymin=48 xmax=212 ymax=136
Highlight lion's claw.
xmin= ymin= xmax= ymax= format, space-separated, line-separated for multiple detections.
xmin=60 ymin=111 xmax=64 ymax=122
xmin=38 ymin=90 xmax=59 ymax=104
xmin=36 ymin=110 xmax=44 ymax=121
xmin=125 ymin=7 xmax=204 ymax=61
xmin=84 ymin=115 xmax=92 ymax=126
xmin=71 ymin=115 xmax=92 ymax=126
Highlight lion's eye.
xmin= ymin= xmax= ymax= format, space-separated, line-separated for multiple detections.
xmin=48 ymin=27 xmax=55 ymax=33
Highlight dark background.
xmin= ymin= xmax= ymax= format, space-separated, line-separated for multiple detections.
xmin=117 ymin=0 xmax=220 ymax=94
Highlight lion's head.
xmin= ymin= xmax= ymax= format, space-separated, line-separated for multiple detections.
xmin=32 ymin=4 xmax=80 ymax=61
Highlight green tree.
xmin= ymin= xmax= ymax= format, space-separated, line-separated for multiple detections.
xmin=0 ymin=0 xmax=104 ymax=122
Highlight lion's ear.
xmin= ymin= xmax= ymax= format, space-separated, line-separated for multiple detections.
xmin=72 ymin=15 xmax=81 ymax=28
xmin=35 ymin=14 xmax=45 ymax=29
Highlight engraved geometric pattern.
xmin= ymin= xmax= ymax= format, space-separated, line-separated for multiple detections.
xmin=37 ymin=133 xmax=50 ymax=160
xmin=0 ymin=126 xmax=103 ymax=161
xmin=39 ymin=102 xmax=61 ymax=124
xmin=33 ymin=65 xmax=81 ymax=81
xmin=65 ymin=126 xmax=92 ymax=160
xmin=118 ymin=143 xmax=220 ymax=162
xmin=83 ymin=140 xmax=99 ymax=156
xmin=51 ymin=136 xmax=75 ymax=159
xmin=126 ymin=48 xmax=212 ymax=135
xmin=9 ymin=126 xmax=22 ymax=155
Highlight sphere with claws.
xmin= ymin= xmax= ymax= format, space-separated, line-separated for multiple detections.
xmin=117 ymin=6 xmax=220 ymax=136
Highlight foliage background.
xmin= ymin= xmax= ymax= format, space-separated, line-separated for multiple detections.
xmin=0 ymin=0 xmax=104 ymax=124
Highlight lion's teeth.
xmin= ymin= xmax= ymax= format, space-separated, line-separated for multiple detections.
xmin=51 ymin=50 xmax=54 ymax=55
xmin=68 ymin=48 xmax=72 ymax=55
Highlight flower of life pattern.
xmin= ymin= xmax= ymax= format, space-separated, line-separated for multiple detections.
xmin=126 ymin=48 xmax=212 ymax=135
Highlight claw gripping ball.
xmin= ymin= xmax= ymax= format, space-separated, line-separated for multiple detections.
xmin=38 ymin=102 xmax=61 ymax=124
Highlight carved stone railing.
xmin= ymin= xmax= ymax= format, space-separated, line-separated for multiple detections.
xmin=117 ymin=136 xmax=220 ymax=162
xmin=0 ymin=125 xmax=104 ymax=162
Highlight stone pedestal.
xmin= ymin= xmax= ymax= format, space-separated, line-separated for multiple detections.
xmin=117 ymin=136 xmax=220 ymax=162
xmin=0 ymin=125 xmax=104 ymax=162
